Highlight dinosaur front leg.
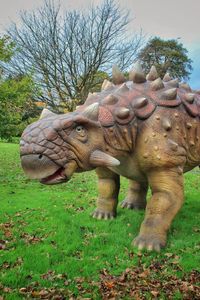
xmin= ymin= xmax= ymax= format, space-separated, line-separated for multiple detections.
xmin=121 ymin=179 xmax=148 ymax=210
xmin=92 ymin=167 xmax=120 ymax=220
xmin=133 ymin=168 xmax=184 ymax=251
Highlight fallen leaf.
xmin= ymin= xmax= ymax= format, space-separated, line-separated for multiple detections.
xmin=3 ymin=287 xmax=12 ymax=293
xmin=38 ymin=290 xmax=49 ymax=297
xmin=139 ymin=269 xmax=150 ymax=278
xmin=0 ymin=240 xmax=7 ymax=250
xmin=151 ymin=290 xmax=159 ymax=297
xmin=104 ymin=281 xmax=115 ymax=289
xmin=165 ymin=252 xmax=173 ymax=258
xmin=4 ymin=230 xmax=12 ymax=238
xmin=19 ymin=287 xmax=27 ymax=294
xmin=192 ymin=227 xmax=200 ymax=233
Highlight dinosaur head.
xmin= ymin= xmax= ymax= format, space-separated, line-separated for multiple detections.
xmin=20 ymin=103 xmax=120 ymax=184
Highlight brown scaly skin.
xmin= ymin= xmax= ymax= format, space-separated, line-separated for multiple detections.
xmin=20 ymin=63 xmax=200 ymax=251
xmin=93 ymin=168 xmax=120 ymax=219
xmin=121 ymin=180 xmax=148 ymax=210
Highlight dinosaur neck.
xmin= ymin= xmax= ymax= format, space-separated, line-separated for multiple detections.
xmin=102 ymin=119 xmax=138 ymax=153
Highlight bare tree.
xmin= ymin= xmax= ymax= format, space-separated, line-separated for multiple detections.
xmin=6 ymin=0 xmax=145 ymax=111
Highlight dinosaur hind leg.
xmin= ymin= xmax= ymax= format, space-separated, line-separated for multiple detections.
xmin=121 ymin=179 xmax=148 ymax=210
xmin=133 ymin=168 xmax=184 ymax=251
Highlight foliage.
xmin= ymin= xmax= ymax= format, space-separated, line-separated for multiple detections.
xmin=0 ymin=142 xmax=199 ymax=298
xmin=0 ymin=76 xmax=39 ymax=141
xmin=89 ymin=70 xmax=110 ymax=93
xmin=138 ymin=37 xmax=193 ymax=80
xmin=7 ymin=0 xmax=145 ymax=110
xmin=0 ymin=35 xmax=15 ymax=63
xmin=0 ymin=35 xmax=40 ymax=141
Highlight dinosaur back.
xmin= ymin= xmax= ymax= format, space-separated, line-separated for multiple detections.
xmin=77 ymin=64 xmax=200 ymax=127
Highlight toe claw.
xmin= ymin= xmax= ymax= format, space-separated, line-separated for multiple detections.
xmin=154 ymin=244 xmax=161 ymax=252
xmin=92 ymin=211 xmax=98 ymax=218
xmin=138 ymin=242 xmax=145 ymax=250
xmin=121 ymin=200 xmax=146 ymax=210
xmin=120 ymin=201 xmax=126 ymax=208
xmin=121 ymin=201 xmax=134 ymax=209
xmin=132 ymin=234 xmax=166 ymax=252
xmin=147 ymin=244 xmax=153 ymax=251
xmin=91 ymin=210 xmax=116 ymax=220
xmin=132 ymin=238 xmax=139 ymax=247
xmin=97 ymin=213 xmax=103 ymax=219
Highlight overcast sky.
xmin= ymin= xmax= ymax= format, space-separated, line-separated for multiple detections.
xmin=0 ymin=0 xmax=199 ymax=88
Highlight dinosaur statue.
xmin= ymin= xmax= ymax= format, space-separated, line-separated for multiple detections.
xmin=20 ymin=62 xmax=200 ymax=251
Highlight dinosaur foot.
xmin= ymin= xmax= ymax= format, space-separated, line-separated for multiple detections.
xmin=121 ymin=200 xmax=146 ymax=210
xmin=91 ymin=209 xmax=116 ymax=220
xmin=132 ymin=234 xmax=166 ymax=252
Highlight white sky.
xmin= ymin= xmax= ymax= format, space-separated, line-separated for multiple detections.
xmin=0 ymin=0 xmax=199 ymax=88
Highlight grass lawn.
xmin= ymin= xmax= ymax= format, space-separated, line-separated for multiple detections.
xmin=0 ymin=142 xmax=199 ymax=299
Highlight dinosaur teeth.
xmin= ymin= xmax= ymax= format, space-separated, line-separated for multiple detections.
xmin=162 ymin=118 xmax=172 ymax=131
xmin=180 ymin=82 xmax=192 ymax=92
xmin=115 ymin=107 xmax=130 ymax=119
xmin=112 ymin=65 xmax=125 ymax=84
xmin=161 ymin=88 xmax=177 ymax=100
xmin=150 ymin=78 xmax=164 ymax=91
xmin=185 ymin=93 xmax=195 ymax=103
xmin=101 ymin=79 xmax=114 ymax=91
xmin=129 ymin=61 xmax=146 ymax=83
xmin=167 ymin=79 xmax=179 ymax=88
xmin=132 ymin=97 xmax=148 ymax=109
xmin=82 ymin=102 xmax=99 ymax=120
xmin=163 ymin=73 xmax=171 ymax=82
xmin=102 ymin=94 xmax=118 ymax=105
xmin=89 ymin=150 xmax=120 ymax=167
xmin=146 ymin=65 xmax=159 ymax=81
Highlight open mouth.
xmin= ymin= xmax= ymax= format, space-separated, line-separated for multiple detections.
xmin=40 ymin=167 xmax=68 ymax=185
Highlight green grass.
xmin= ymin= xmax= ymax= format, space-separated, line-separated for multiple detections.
xmin=0 ymin=142 xmax=199 ymax=299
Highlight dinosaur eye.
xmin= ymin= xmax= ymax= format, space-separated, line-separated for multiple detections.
xmin=76 ymin=125 xmax=84 ymax=132
xmin=75 ymin=125 xmax=87 ymax=140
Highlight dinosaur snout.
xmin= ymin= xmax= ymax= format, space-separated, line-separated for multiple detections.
xmin=21 ymin=154 xmax=59 ymax=179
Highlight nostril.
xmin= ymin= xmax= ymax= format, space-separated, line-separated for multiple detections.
xmin=38 ymin=154 xmax=43 ymax=159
